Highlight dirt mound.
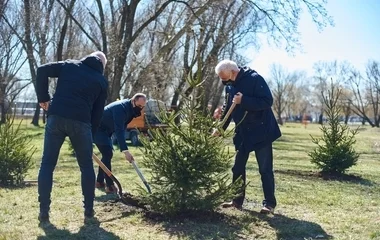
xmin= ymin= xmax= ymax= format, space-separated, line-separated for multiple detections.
xmin=119 ymin=192 xmax=148 ymax=210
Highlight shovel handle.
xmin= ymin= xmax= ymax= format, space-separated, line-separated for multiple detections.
xmin=92 ymin=153 xmax=112 ymax=177
xmin=92 ymin=152 xmax=124 ymax=198
xmin=131 ymin=161 xmax=152 ymax=194
xmin=131 ymin=161 xmax=147 ymax=182
xmin=220 ymin=102 xmax=236 ymax=127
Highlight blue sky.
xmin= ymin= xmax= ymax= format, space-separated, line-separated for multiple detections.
xmin=247 ymin=0 xmax=380 ymax=78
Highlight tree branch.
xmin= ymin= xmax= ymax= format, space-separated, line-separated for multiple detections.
xmin=55 ymin=0 xmax=101 ymax=50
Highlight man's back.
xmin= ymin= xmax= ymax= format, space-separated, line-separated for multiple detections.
xmin=37 ymin=55 xmax=108 ymax=128
xmin=99 ymin=99 xmax=133 ymax=134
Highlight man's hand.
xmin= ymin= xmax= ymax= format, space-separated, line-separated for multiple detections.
xmin=233 ymin=92 xmax=243 ymax=104
xmin=212 ymin=128 xmax=220 ymax=137
xmin=123 ymin=150 xmax=134 ymax=163
xmin=39 ymin=101 xmax=50 ymax=111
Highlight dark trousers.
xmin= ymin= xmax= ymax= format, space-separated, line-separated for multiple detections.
xmin=95 ymin=144 xmax=114 ymax=187
xmin=38 ymin=115 xmax=95 ymax=212
xmin=232 ymin=143 xmax=276 ymax=208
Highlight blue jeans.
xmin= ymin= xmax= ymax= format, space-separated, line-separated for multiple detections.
xmin=232 ymin=143 xmax=276 ymax=208
xmin=38 ymin=115 xmax=95 ymax=212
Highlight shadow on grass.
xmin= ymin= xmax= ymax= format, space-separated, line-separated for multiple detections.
xmin=37 ymin=217 xmax=121 ymax=240
xmin=105 ymin=198 xmax=331 ymax=240
xmin=0 ymin=180 xmax=41 ymax=189
xmin=144 ymin=209 xmax=331 ymax=240
xmin=26 ymin=132 xmax=43 ymax=138
xmin=20 ymin=125 xmax=45 ymax=131
xmin=275 ymin=169 xmax=374 ymax=186
xmin=243 ymin=209 xmax=332 ymax=240
xmin=274 ymin=142 xmax=314 ymax=152
xmin=94 ymin=193 xmax=117 ymax=203
xmin=144 ymin=210 xmax=246 ymax=240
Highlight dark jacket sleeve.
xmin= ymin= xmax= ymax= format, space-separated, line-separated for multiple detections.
xmin=241 ymin=75 xmax=273 ymax=111
xmin=91 ymin=87 xmax=107 ymax=136
xmin=36 ymin=61 xmax=65 ymax=103
xmin=220 ymin=87 xmax=233 ymax=130
xmin=112 ymin=106 xmax=128 ymax=152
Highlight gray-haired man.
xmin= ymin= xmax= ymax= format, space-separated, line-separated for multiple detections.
xmin=214 ymin=59 xmax=281 ymax=214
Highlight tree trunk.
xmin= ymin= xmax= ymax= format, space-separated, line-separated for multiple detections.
xmin=23 ymin=0 xmax=39 ymax=126
xmin=57 ymin=0 xmax=77 ymax=61
xmin=277 ymin=112 xmax=283 ymax=125
xmin=32 ymin=103 xmax=41 ymax=125
xmin=344 ymin=114 xmax=349 ymax=125
xmin=0 ymin=101 xmax=5 ymax=124
xmin=43 ymin=110 xmax=46 ymax=124
xmin=318 ymin=113 xmax=323 ymax=125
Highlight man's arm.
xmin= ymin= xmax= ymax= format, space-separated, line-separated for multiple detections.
xmin=91 ymin=88 xmax=107 ymax=136
xmin=112 ymin=106 xmax=128 ymax=152
xmin=36 ymin=61 xmax=65 ymax=103
xmin=240 ymin=75 xmax=273 ymax=111
xmin=219 ymin=87 xmax=233 ymax=130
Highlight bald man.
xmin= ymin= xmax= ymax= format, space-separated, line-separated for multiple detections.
xmin=36 ymin=51 xmax=108 ymax=221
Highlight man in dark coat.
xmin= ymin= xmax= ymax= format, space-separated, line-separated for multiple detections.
xmin=93 ymin=93 xmax=146 ymax=193
xmin=36 ymin=51 xmax=108 ymax=221
xmin=213 ymin=59 xmax=281 ymax=214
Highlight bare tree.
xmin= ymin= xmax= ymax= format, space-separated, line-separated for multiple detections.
xmin=348 ymin=61 xmax=380 ymax=127
xmin=268 ymin=63 xmax=305 ymax=125
xmin=312 ymin=61 xmax=352 ymax=124
xmin=0 ymin=2 xmax=30 ymax=123
xmin=2 ymin=0 xmax=54 ymax=125
xmin=365 ymin=60 xmax=380 ymax=126
xmin=313 ymin=61 xmax=332 ymax=124
xmin=0 ymin=0 xmax=333 ymax=127
xmin=56 ymin=0 xmax=211 ymax=102
xmin=347 ymin=69 xmax=370 ymax=124
xmin=338 ymin=87 xmax=353 ymax=124
xmin=293 ymin=83 xmax=312 ymax=118
xmin=243 ymin=0 xmax=333 ymax=52
xmin=2 ymin=0 xmax=87 ymax=125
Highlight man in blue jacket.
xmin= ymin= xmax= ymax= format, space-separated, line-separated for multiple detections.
xmin=36 ymin=51 xmax=108 ymax=221
xmin=93 ymin=93 xmax=147 ymax=193
xmin=213 ymin=59 xmax=281 ymax=214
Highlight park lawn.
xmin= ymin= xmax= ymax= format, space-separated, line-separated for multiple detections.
xmin=0 ymin=120 xmax=379 ymax=240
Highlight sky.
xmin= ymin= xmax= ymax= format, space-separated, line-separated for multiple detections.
xmin=247 ymin=0 xmax=380 ymax=79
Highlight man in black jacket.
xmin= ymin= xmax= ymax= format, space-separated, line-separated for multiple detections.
xmin=93 ymin=93 xmax=146 ymax=193
xmin=36 ymin=51 xmax=108 ymax=221
xmin=213 ymin=59 xmax=281 ymax=214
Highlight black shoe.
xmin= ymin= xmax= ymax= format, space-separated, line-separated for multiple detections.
xmin=84 ymin=209 xmax=95 ymax=218
xmin=38 ymin=211 xmax=49 ymax=222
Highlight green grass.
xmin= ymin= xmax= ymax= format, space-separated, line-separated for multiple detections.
xmin=1 ymin=120 xmax=380 ymax=240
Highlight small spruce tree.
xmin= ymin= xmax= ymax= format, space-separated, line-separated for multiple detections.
xmin=0 ymin=115 xmax=36 ymax=186
xmin=138 ymin=72 xmax=239 ymax=215
xmin=309 ymin=79 xmax=360 ymax=174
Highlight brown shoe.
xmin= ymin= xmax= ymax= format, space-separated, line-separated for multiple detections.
xmin=260 ymin=206 xmax=274 ymax=214
xmin=95 ymin=182 xmax=105 ymax=188
xmin=105 ymin=185 xmax=118 ymax=194
xmin=221 ymin=201 xmax=243 ymax=210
